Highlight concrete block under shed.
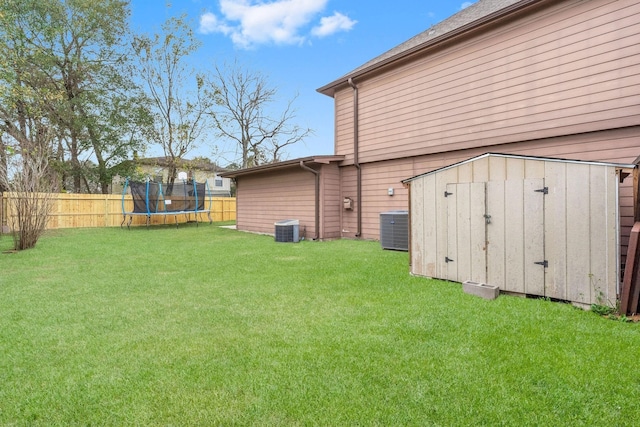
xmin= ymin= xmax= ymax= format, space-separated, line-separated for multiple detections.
xmin=462 ymin=281 xmax=499 ymax=300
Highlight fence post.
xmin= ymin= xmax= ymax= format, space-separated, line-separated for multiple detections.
xmin=0 ymin=192 xmax=4 ymax=233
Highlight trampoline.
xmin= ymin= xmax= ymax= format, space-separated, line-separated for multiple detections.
xmin=121 ymin=178 xmax=212 ymax=229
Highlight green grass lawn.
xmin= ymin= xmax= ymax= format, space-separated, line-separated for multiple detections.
xmin=1 ymin=225 xmax=639 ymax=425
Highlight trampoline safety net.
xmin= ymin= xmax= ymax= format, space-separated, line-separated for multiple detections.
xmin=121 ymin=178 xmax=212 ymax=228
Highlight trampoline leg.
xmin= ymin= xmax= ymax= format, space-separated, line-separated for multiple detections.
xmin=175 ymin=215 xmax=179 ymax=229
xmin=127 ymin=215 xmax=133 ymax=230
xmin=121 ymin=215 xmax=126 ymax=229
xmin=207 ymin=211 xmax=212 ymax=224
xmin=146 ymin=215 xmax=150 ymax=228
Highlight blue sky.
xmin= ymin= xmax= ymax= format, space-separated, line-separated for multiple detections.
xmin=129 ymin=0 xmax=476 ymax=165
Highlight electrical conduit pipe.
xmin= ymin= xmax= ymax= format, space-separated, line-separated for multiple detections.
xmin=348 ymin=77 xmax=362 ymax=238
xmin=300 ymin=160 xmax=320 ymax=240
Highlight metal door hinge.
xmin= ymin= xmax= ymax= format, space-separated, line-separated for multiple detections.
xmin=534 ymin=260 xmax=548 ymax=268
xmin=445 ymin=257 xmax=454 ymax=263
xmin=444 ymin=191 xmax=453 ymax=197
xmin=484 ymin=214 xmax=491 ymax=224
xmin=534 ymin=187 xmax=548 ymax=195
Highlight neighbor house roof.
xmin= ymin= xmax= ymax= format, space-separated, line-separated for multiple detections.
xmin=220 ymin=155 xmax=345 ymax=179
xmin=317 ymin=0 xmax=541 ymax=96
xmin=135 ymin=157 xmax=229 ymax=173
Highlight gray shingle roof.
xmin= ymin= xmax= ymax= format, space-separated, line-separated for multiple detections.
xmin=317 ymin=0 xmax=530 ymax=95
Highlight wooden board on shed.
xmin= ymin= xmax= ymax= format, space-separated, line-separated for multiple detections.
xmin=621 ymin=222 xmax=640 ymax=315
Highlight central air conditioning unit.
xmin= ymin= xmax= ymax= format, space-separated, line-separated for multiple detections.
xmin=274 ymin=219 xmax=300 ymax=243
xmin=380 ymin=210 xmax=409 ymax=251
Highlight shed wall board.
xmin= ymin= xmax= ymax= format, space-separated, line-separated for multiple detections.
xmin=523 ymin=178 xmax=545 ymax=297
xmin=470 ymin=183 xmax=487 ymax=284
xmin=504 ymin=179 xmax=526 ymax=294
xmin=486 ymin=180 xmax=506 ymax=289
xmin=410 ymin=178 xmax=424 ymax=274
xmin=544 ymin=161 xmax=568 ymax=300
xmin=444 ymin=182 xmax=487 ymax=284
xmin=565 ymin=163 xmax=591 ymax=303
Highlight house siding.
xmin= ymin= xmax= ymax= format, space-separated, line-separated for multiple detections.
xmin=236 ymin=168 xmax=316 ymax=238
xmin=320 ymin=163 xmax=342 ymax=239
xmin=231 ymin=0 xmax=639 ymax=270
xmin=331 ymin=0 xmax=640 ymax=244
xmin=339 ymin=166 xmax=358 ymax=237
xmin=334 ymin=0 xmax=640 ymax=164
xmin=335 ymin=90 xmax=355 ymax=164
xmin=339 ymin=127 xmax=640 ymax=241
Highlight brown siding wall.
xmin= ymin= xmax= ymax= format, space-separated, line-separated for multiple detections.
xmin=339 ymin=166 xmax=358 ymax=237
xmin=334 ymin=0 xmax=640 ymax=164
xmin=320 ymin=163 xmax=342 ymax=239
xmin=335 ymin=89 xmax=354 ymax=164
xmin=340 ymin=127 xmax=640 ymax=242
xmin=237 ymin=168 xmax=316 ymax=238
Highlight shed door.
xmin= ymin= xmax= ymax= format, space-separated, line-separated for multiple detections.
xmin=486 ymin=178 xmax=545 ymax=296
xmin=445 ymin=182 xmax=487 ymax=283
xmin=445 ymin=179 xmax=546 ymax=295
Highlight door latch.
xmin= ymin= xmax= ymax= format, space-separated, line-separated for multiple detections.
xmin=534 ymin=187 xmax=549 ymax=195
xmin=445 ymin=257 xmax=454 ymax=263
xmin=534 ymin=260 xmax=548 ymax=268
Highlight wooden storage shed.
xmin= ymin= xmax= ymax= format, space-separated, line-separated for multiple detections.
xmin=403 ymin=153 xmax=636 ymax=307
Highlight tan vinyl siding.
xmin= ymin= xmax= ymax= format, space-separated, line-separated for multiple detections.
xmin=360 ymin=160 xmax=410 ymax=237
xmin=334 ymin=89 xmax=354 ymax=163
xmin=340 ymin=127 xmax=640 ymax=241
xmin=339 ymin=166 xmax=358 ymax=237
xmin=334 ymin=0 xmax=640 ymax=164
xmin=320 ymin=163 xmax=342 ymax=239
xmin=237 ymin=169 xmax=316 ymax=237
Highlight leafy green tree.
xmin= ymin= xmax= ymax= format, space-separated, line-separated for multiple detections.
xmin=0 ymin=0 xmax=152 ymax=193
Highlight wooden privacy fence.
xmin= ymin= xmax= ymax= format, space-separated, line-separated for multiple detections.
xmin=0 ymin=192 xmax=236 ymax=231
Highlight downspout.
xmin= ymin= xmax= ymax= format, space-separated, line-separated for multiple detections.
xmin=348 ymin=77 xmax=362 ymax=238
xmin=300 ymin=160 xmax=320 ymax=240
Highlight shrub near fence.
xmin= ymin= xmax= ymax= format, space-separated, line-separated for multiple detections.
xmin=0 ymin=192 xmax=236 ymax=231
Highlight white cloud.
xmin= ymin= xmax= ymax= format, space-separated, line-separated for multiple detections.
xmin=311 ymin=12 xmax=357 ymax=38
xmin=461 ymin=2 xmax=474 ymax=9
xmin=199 ymin=0 xmax=356 ymax=48
xmin=199 ymin=12 xmax=233 ymax=35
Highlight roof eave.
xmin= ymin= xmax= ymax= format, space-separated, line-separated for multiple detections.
xmin=220 ymin=155 xmax=345 ymax=178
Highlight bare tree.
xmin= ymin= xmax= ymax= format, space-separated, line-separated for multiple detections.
xmin=207 ymin=61 xmax=313 ymax=169
xmin=0 ymin=126 xmax=57 ymax=250
xmin=133 ymin=16 xmax=213 ymax=185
